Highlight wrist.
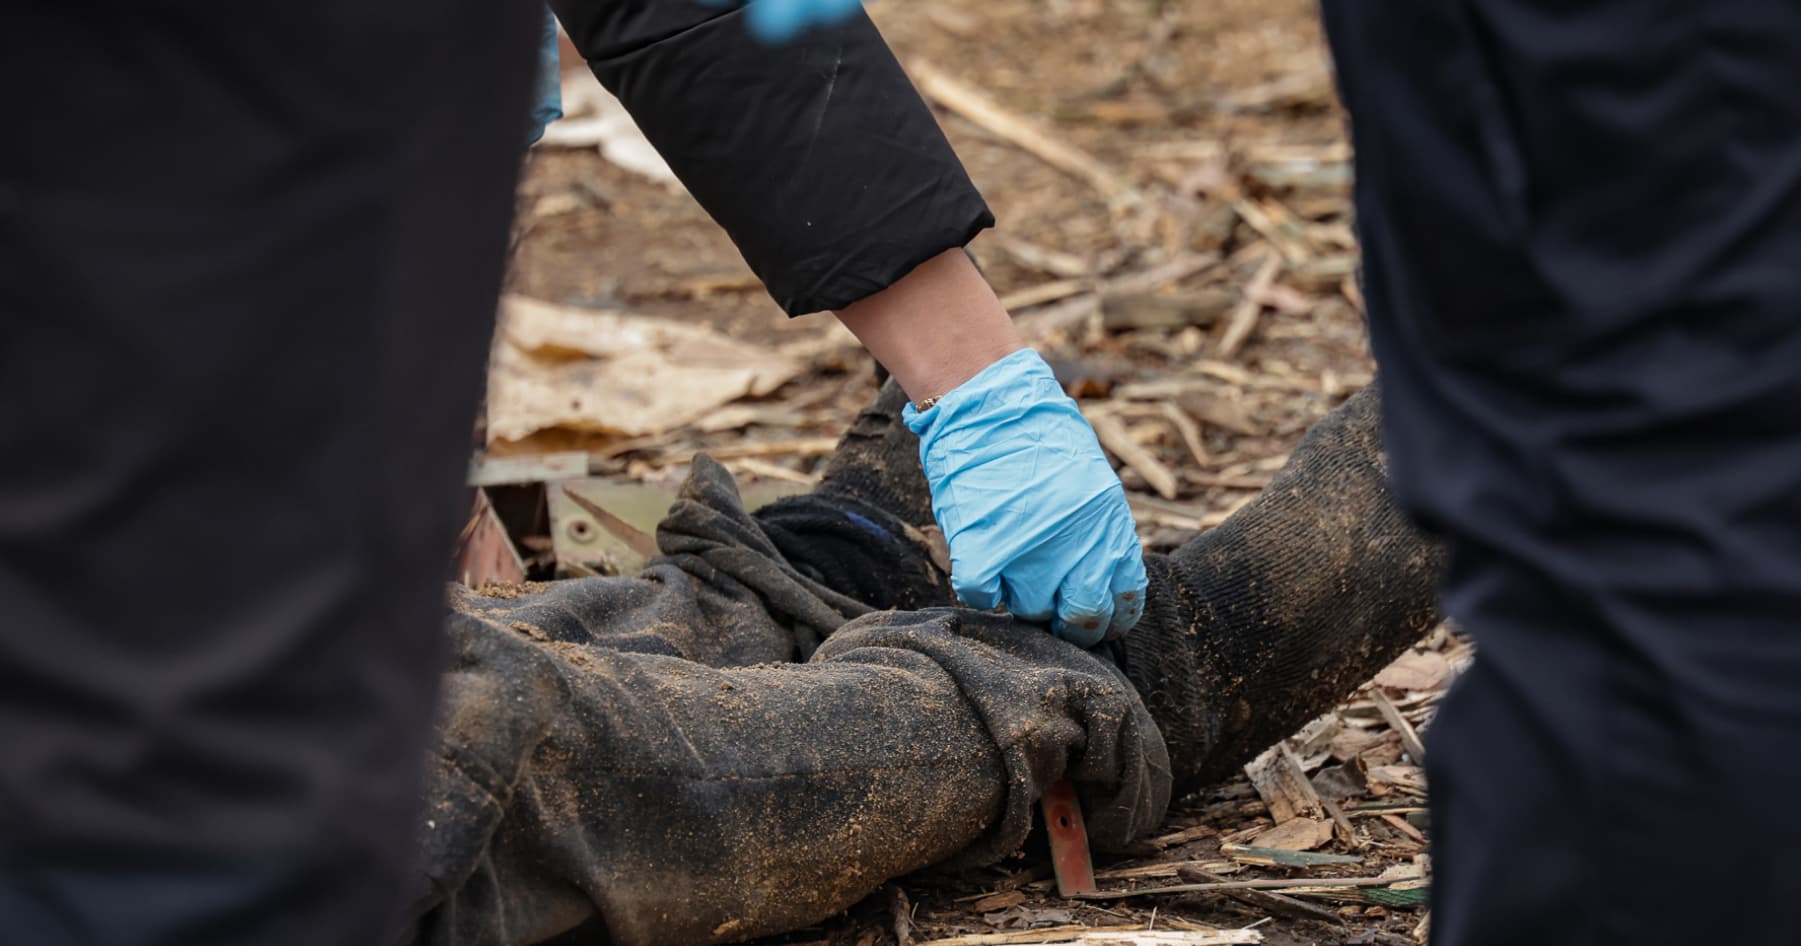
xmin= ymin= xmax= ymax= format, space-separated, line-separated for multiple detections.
xmin=833 ymin=248 xmax=1024 ymax=405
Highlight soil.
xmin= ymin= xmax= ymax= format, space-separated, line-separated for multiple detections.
xmin=504 ymin=0 xmax=1450 ymax=942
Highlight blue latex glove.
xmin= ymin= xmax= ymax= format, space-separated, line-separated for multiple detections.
xmin=526 ymin=8 xmax=564 ymax=145
xmin=904 ymin=349 xmax=1148 ymax=646
xmin=703 ymin=0 xmax=865 ymax=44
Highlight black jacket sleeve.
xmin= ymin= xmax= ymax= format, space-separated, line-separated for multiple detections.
xmin=548 ymin=0 xmax=995 ymax=315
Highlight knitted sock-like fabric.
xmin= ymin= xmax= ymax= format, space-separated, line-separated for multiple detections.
xmin=812 ymin=378 xmax=936 ymax=532
xmin=757 ymin=378 xmax=955 ymax=614
xmin=1117 ymin=384 xmax=1445 ymax=795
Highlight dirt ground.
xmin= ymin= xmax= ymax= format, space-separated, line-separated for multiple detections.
xmin=504 ymin=0 xmax=1453 ymax=943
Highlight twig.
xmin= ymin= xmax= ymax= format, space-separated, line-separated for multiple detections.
xmin=1090 ymin=412 xmax=1180 ymax=500
xmin=1321 ymin=798 xmax=1358 ymax=848
xmin=1158 ymin=403 xmax=1210 ymax=468
xmin=913 ymin=929 xmax=1258 ymax=946
xmin=1371 ymin=689 xmax=1428 ymax=763
xmin=1017 ymin=253 xmax=1221 ymax=342
xmin=1071 ymin=876 xmax=1402 ymax=901
xmin=1340 ymin=274 xmax=1365 ymax=314
xmin=911 ymin=60 xmax=1138 ymax=203
xmin=1382 ymin=813 xmax=1428 ymax=845
xmin=1218 ymin=254 xmax=1283 ymax=359
xmin=1232 ymin=197 xmax=1314 ymax=264
xmin=1178 ymin=865 xmax=1346 ymax=926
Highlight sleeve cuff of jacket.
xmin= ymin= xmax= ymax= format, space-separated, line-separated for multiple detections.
xmin=561 ymin=0 xmax=996 ymax=316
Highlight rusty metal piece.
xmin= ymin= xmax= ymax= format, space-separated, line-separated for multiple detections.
xmin=1041 ymin=779 xmax=1099 ymax=897
xmin=454 ymin=489 xmax=528 ymax=587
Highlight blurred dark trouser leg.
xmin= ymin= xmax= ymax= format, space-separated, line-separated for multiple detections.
xmin=1323 ymin=3 xmax=1801 ymax=944
xmin=0 ymin=3 xmax=535 ymax=945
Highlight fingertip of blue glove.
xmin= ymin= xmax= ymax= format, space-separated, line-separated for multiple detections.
xmin=743 ymin=0 xmax=862 ymax=43
xmin=1051 ymin=612 xmax=1110 ymax=648
xmin=952 ymin=573 xmax=1003 ymax=612
xmin=1109 ymin=588 xmax=1146 ymax=636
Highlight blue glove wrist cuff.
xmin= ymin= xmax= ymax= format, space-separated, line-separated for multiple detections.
xmin=901 ymin=348 xmax=1055 ymax=438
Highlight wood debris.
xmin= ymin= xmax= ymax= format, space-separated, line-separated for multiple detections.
xmin=914 ymin=930 xmax=1260 ymax=946
xmin=1090 ymin=411 xmax=1181 ymax=500
xmin=1245 ymin=742 xmax=1325 ymax=822
xmin=1370 ymin=690 xmax=1428 ymax=763
xmin=1242 ymin=817 xmax=1336 ymax=853
xmin=911 ymin=60 xmax=1139 ymax=203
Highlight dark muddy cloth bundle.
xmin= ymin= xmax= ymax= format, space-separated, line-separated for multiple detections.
xmin=407 ymin=382 xmax=1444 ymax=946
xmin=411 ymin=460 xmax=1169 ymax=946
xmin=1119 ymin=386 xmax=1445 ymax=794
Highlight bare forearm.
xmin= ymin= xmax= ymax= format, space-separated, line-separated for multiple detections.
xmin=833 ymin=249 xmax=1024 ymax=405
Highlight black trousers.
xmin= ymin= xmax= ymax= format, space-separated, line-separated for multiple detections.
xmin=1322 ymin=3 xmax=1801 ymax=944
xmin=0 ymin=4 xmax=535 ymax=944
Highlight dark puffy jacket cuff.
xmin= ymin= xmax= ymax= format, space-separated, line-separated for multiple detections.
xmin=553 ymin=0 xmax=994 ymax=314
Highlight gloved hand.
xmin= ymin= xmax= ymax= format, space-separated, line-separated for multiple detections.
xmin=703 ymin=0 xmax=865 ymax=44
xmin=904 ymin=349 xmax=1148 ymax=646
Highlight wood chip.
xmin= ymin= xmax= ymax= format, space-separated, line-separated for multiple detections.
xmin=1244 ymin=742 xmax=1324 ymax=823
xmin=1327 ymin=726 xmax=1394 ymax=764
xmin=1365 ymin=765 xmax=1428 ymax=795
xmin=1246 ymin=817 xmax=1335 ymax=852
xmin=1373 ymin=650 xmax=1453 ymax=693
xmin=1146 ymin=823 xmax=1216 ymax=850
xmin=972 ymin=891 xmax=1028 ymax=913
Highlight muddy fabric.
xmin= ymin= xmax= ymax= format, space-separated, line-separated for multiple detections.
xmin=410 ymin=382 xmax=1445 ymax=946
xmin=411 ymin=459 xmax=1167 ymax=946
xmin=1119 ymin=385 xmax=1446 ymax=795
